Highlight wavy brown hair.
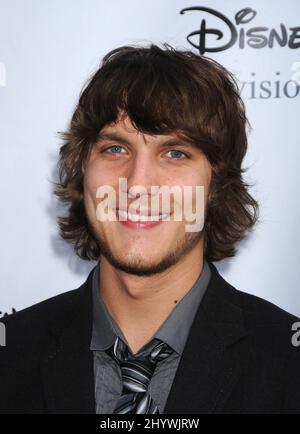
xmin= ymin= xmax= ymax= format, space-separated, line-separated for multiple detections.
xmin=54 ymin=43 xmax=260 ymax=262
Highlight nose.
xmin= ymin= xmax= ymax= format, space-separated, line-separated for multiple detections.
xmin=122 ymin=150 xmax=159 ymax=199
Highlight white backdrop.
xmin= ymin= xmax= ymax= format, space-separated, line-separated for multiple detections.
xmin=0 ymin=0 xmax=299 ymax=317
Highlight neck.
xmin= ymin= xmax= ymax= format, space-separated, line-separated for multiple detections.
xmin=99 ymin=243 xmax=204 ymax=354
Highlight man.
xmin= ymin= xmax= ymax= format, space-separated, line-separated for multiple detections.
xmin=1 ymin=43 xmax=300 ymax=414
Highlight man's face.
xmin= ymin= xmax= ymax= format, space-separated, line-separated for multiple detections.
xmin=84 ymin=115 xmax=212 ymax=276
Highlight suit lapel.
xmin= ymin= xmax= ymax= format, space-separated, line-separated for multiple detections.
xmin=163 ymin=262 xmax=249 ymax=414
xmin=41 ymin=269 xmax=96 ymax=414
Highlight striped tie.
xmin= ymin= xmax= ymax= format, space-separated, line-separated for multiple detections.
xmin=106 ymin=335 xmax=174 ymax=414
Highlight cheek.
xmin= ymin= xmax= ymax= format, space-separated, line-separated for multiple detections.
xmin=177 ymin=169 xmax=211 ymax=212
xmin=84 ymin=162 xmax=116 ymax=203
xmin=176 ymin=173 xmax=209 ymax=194
xmin=84 ymin=173 xmax=99 ymax=205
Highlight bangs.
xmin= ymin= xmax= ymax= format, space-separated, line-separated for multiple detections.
xmin=80 ymin=45 xmax=223 ymax=160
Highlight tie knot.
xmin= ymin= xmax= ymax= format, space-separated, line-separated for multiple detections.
xmin=106 ymin=336 xmax=174 ymax=394
xmin=107 ymin=335 xmax=173 ymax=363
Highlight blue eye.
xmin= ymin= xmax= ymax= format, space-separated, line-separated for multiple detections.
xmin=105 ymin=145 xmax=125 ymax=154
xmin=167 ymin=150 xmax=188 ymax=160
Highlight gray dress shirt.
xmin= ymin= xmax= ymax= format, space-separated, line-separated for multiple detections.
xmin=90 ymin=259 xmax=211 ymax=414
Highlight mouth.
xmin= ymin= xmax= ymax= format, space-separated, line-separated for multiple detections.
xmin=117 ymin=209 xmax=171 ymax=222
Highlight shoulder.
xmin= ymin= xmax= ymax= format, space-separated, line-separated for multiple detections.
xmin=0 ymin=289 xmax=78 ymax=353
xmin=0 ymin=268 xmax=94 ymax=355
xmin=1 ymin=286 xmax=81 ymax=326
xmin=208 ymin=262 xmax=300 ymax=361
xmin=209 ymin=263 xmax=300 ymax=409
xmin=236 ymin=287 xmax=300 ymax=409
xmin=238 ymin=286 xmax=299 ymax=335
xmin=226 ymin=277 xmax=300 ymax=363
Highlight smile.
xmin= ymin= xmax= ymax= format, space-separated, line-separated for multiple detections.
xmin=117 ymin=209 xmax=170 ymax=222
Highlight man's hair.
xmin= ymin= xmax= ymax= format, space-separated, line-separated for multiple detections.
xmin=54 ymin=43 xmax=259 ymax=262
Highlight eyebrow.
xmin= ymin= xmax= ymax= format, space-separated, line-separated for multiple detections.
xmin=96 ymin=132 xmax=200 ymax=150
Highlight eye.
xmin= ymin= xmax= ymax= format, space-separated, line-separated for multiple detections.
xmin=103 ymin=145 xmax=126 ymax=154
xmin=166 ymin=150 xmax=189 ymax=160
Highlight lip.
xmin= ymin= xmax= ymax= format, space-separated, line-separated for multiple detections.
xmin=119 ymin=219 xmax=164 ymax=229
xmin=116 ymin=209 xmax=171 ymax=229
xmin=117 ymin=208 xmax=168 ymax=217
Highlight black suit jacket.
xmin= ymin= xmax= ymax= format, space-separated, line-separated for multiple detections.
xmin=1 ymin=261 xmax=300 ymax=414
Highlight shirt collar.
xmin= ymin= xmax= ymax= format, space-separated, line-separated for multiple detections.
xmin=90 ymin=259 xmax=211 ymax=356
